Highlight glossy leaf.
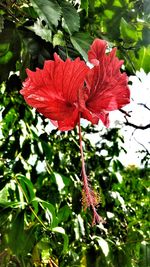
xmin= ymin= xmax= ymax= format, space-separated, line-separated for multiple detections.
xmin=71 ymin=32 xmax=92 ymax=61
xmin=120 ymin=18 xmax=138 ymax=43
xmin=60 ymin=1 xmax=80 ymax=34
xmin=34 ymin=197 xmax=57 ymax=227
xmin=16 ymin=174 xmax=35 ymax=203
xmin=127 ymin=45 xmax=150 ymax=73
xmin=135 ymin=45 xmax=150 ymax=73
xmin=93 ymin=236 xmax=109 ymax=257
xmin=31 ymin=0 xmax=61 ymax=27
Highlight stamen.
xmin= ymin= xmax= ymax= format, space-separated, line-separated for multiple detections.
xmin=78 ymin=113 xmax=105 ymax=225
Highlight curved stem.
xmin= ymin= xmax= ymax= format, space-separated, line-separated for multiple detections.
xmin=14 ymin=175 xmax=46 ymax=229
xmin=78 ymin=114 xmax=104 ymax=225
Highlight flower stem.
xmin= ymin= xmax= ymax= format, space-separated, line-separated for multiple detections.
xmin=78 ymin=114 xmax=104 ymax=225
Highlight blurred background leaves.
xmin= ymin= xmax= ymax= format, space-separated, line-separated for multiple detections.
xmin=0 ymin=0 xmax=150 ymax=266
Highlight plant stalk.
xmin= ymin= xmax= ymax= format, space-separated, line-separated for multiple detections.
xmin=78 ymin=114 xmax=104 ymax=225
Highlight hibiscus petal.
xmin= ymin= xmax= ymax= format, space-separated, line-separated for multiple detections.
xmin=85 ymin=40 xmax=130 ymax=126
xmin=37 ymin=100 xmax=76 ymax=121
xmin=43 ymin=53 xmax=89 ymax=103
xmin=78 ymin=86 xmax=99 ymax=124
xmin=20 ymin=53 xmax=89 ymax=130
xmin=25 ymin=69 xmax=44 ymax=86
xmin=97 ymin=112 xmax=109 ymax=127
xmin=88 ymin=38 xmax=107 ymax=65
xmin=86 ymin=67 xmax=130 ymax=111
xmin=57 ymin=109 xmax=79 ymax=131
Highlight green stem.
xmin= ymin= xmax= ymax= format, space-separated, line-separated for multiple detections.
xmin=14 ymin=175 xmax=46 ymax=229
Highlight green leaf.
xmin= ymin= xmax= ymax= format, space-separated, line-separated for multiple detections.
xmin=27 ymin=19 xmax=52 ymax=42
xmin=60 ymin=1 xmax=80 ymax=34
xmin=81 ymin=0 xmax=89 ymax=16
xmin=41 ymin=140 xmax=52 ymax=162
xmin=53 ymin=172 xmax=65 ymax=193
xmin=1 ymin=108 xmax=18 ymax=136
xmin=135 ymin=45 xmax=150 ymax=73
xmin=16 ymin=174 xmax=35 ymax=203
xmin=0 ymin=43 xmax=9 ymax=56
xmin=120 ymin=17 xmax=138 ymax=43
xmin=140 ymin=242 xmax=150 ymax=267
xmin=0 ymin=51 xmax=13 ymax=64
xmin=74 ymin=215 xmax=85 ymax=240
xmin=77 ymin=214 xmax=85 ymax=236
xmin=0 ymin=173 xmax=11 ymax=191
xmin=92 ymin=236 xmax=109 ymax=257
xmin=31 ymin=0 xmax=61 ymax=27
xmin=22 ymin=224 xmax=37 ymax=256
xmin=57 ymin=205 xmax=71 ymax=223
xmin=0 ymin=200 xmax=27 ymax=209
xmin=9 ymin=210 xmax=25 ymax=255
xmin=0 ymin=206 xmax=11 ymax=227
xmin=128 ymin=45 xmax=150 ymax=73
xmin=52 ymin=172 xmax=71 ymax=193
xmin=0 ymin=21 xmax=21 ymax=82
xmin=71 ymin=32 xmax=92 ymax=61
xmin=104 ymin=9 xmax=114 ymax=19
xmin=34 ymin=197 xmax=57 ymax=227
xmin=52 ymin=226 xmax=69 ymax=253
xmin=113 ymin=0 xmax=123 ymax=7
xmin=53 ymin=30 xmax=65 ymax=47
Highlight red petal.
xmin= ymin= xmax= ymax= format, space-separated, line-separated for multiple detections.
xmin=85 ymin=43 xmax=130 ymax=126
xmin=78 ymin=86 xmax=99 ymax=124
xmin=88 ymin=38 xmax=107 ymax=65
xmin=20 ymin=53 xmax=89 ymax=130
xmin=37 ymin=100 xmax=76 ymax=121
xmin=57 ymin=109 xmax=79 ymax=131
xmin=98 ymin=112 xmax=109 ymax=127
xmin=43 ymin=53 xmax=89 ymax=103
xmin=86 ymin=66 xmax=130 ymax=112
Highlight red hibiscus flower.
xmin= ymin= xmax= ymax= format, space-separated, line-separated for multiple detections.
xmin=20 ymin=39 xmax=130 ymax=225
xmin=20 ymin=39 xmax=130 ymax=130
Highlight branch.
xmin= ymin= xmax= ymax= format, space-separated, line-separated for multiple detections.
xmin=0 ymin=2 xmax=19 ymax=22
xmin=134 ymin=137 xmax=150 ymax=155
xmin=124 ymin=120 xmax=150 ymax=130
xmin=119 ymin=108 xmax=131 ymax=117
xmin=137 ymin=103 xmax=150 ymax=111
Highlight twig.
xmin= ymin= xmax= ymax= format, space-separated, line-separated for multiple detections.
xmin=49 ymin=258 xmax=58 ymax=267
xmin=137 ymin=103 xmax=150 ymax=111
xmin=124 ymin=121 xmax=150 ymax=130
xmin=0 ymin=2 xmax=19 ymax=22
xmin=133 ymin=137 xmax=150 ymax=155
xmin=119 ymin=108 xmax=131 ymax=117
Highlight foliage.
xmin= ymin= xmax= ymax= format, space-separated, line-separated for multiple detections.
xmin=0 ymin=0 xmax=149 ymax=266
